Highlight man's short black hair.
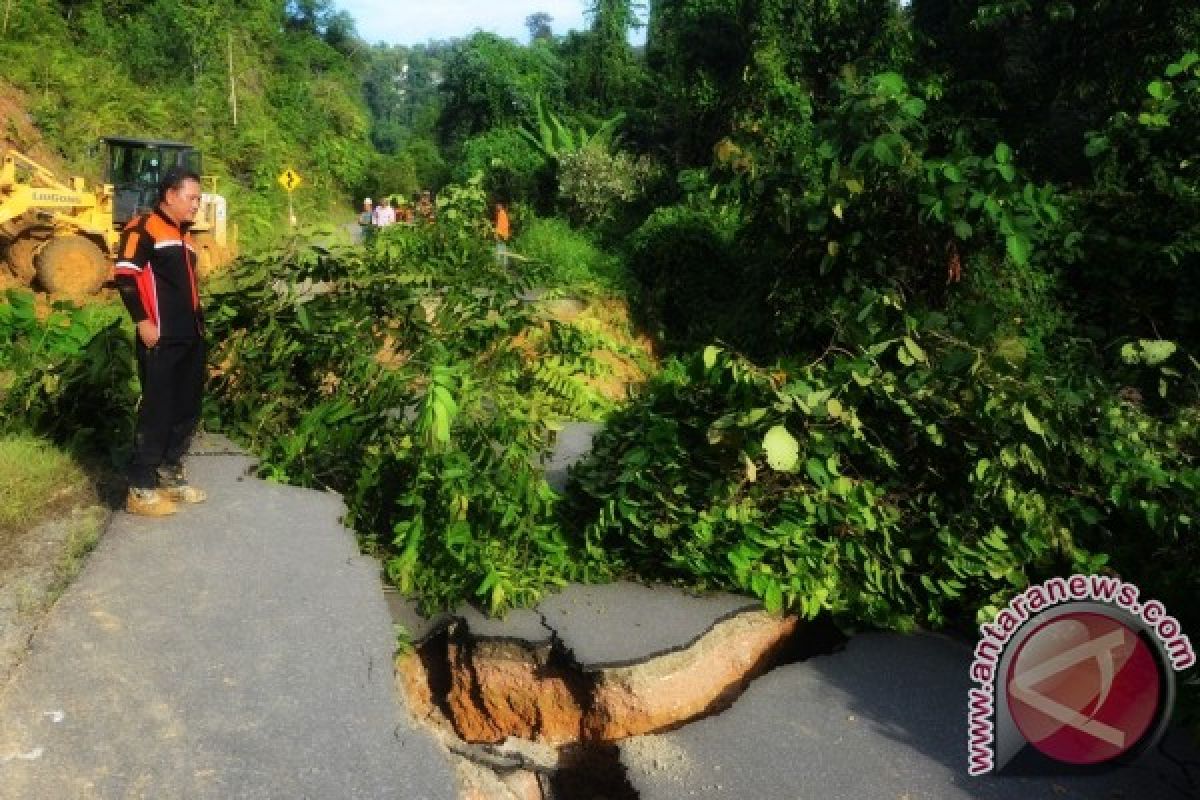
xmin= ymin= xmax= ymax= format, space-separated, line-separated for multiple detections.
xmin=158 ymin=166 xmax=202 ymax=202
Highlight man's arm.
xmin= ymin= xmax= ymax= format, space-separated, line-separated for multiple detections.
xmin=114 ymin=222 xmax=159 ymax=346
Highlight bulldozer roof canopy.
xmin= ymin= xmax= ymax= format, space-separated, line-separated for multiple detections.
xmin=102 ymin=136 xmax=196 ymax=149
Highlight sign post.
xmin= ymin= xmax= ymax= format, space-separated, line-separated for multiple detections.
xmin=277 ymin=167 xmax=303 ymax=227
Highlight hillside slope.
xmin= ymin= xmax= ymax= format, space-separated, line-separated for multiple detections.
xmin=0 ymin=0 xmax=374 ymax=249
xmin=0 ymin=81 xmax=63 ymax=171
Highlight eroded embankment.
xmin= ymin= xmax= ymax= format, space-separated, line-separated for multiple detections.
xmin=396 ymin=605 xmax=845 ymax=800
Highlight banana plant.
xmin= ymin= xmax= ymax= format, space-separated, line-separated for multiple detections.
xmin=519 ymin=93 xmax=625 ymax=161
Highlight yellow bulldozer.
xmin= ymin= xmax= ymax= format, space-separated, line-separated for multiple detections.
xmin=0 ymin=137 xmax=236 ymax=295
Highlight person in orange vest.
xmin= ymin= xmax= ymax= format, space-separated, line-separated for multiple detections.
xmin=493 ymin=201 xmax=511 ymax=266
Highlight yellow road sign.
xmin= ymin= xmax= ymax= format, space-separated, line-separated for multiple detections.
xmin=277 ymin=168 xmax=302 ymax=193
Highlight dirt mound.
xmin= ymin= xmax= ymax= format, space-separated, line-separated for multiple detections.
xmin=0 ymin=79 xmax=62 ymax=169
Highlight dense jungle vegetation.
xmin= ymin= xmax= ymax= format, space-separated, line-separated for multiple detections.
xmin=2 ymin=0 xmax=1197 ymax=714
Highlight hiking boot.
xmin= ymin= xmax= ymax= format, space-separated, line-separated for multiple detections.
xmin=163 ymin=484 xmax=207 ymax=504
xmin=126 ymin=487 xmax=179 ymax=517
xmin=157 ymin=464 xmax=207 ymax=504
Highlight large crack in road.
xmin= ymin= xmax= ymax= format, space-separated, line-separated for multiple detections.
xmin=392 ymin=590 xmax=845 ymax=800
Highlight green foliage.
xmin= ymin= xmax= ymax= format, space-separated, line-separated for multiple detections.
xmin=605 ymin=13 xmax=1199 ymax=736
xmin=0 ymin=291 xmax=135 ymax=459
xmin=377 ymin=360 xmax=570 ymax=613
xmin=564 ymin=0 xmax=648 ymax=115
xmin=627 ymin=204 xmax=743 ymax=346
xmin=569 ymin=330 xmax=1198 ymax=630
xmin=203 ymin=180 xmax=644 ymax=614
xmin=437 ymin=32 xmax=566 ymax=147
xmin=649 ymin=66 xmax=1063 ymax=361
xmin=512 ymin=216 xmax=630 ymax=292
xmin=204 ymin=237 xmax=554 ymax=613
xmin=455 ymin=126 xmax=551 ymax=205
xmin=1072 ymin=52 xmax=1200 ymax=349
xmin=518 ymin=94 xmax=625 ymax=162
xmin=646 ymin=0 xmax=904 ymax=164
xmin=508 ymin=96 xmax=645 ymax=220
xmin=912 ymin=0 xmax=1200 ymax=182
xmin=428 ymin=175 xmax=493 ymax=246
xmin=402 ymin=138 xmax=451 ymax=191
xmin=360 ymin=152 xmax=419 ymax=206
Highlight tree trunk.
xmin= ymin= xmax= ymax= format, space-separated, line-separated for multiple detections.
xmin=228 ymin=32 xmax=238 ymax=127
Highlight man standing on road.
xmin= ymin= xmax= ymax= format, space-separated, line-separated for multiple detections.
xmin=114 ymin=166 xmax=209 ymax=517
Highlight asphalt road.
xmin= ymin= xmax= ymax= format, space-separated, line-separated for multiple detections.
xmin=0 ymin=444 xmax=455 ymax=800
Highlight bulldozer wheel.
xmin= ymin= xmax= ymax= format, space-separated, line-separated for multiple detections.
xmin=35 ymin=236 xmax=110 ymax=296
xmin=4 ymin=233 xmax=50 ymax=284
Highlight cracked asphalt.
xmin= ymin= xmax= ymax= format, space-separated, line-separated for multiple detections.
xmin=620 ymin=631 xmax=1200 ymax=800
xmin=0 ymin=439 xmax=455 ymax=800
xmin=389 ymin=581 xmax=760 ymax=671
xmin=392 ymin=581 xmax=1200 ymax=799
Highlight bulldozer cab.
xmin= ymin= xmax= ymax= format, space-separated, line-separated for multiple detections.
xmin=2 ymin=138 xmax=235 ymax=294
xmin=102 ymin=137 xmax=201 ymax=226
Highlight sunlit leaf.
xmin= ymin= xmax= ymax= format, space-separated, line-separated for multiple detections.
xmin=763 ymin=425 xmax=800 ymax=472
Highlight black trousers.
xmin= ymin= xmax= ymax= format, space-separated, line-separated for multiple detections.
xmin=130 ymin=337 xmax=206 ymax=489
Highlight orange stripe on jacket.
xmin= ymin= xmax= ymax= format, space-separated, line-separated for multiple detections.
xmin=122 ymin=231 xmax=141 ymax=260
